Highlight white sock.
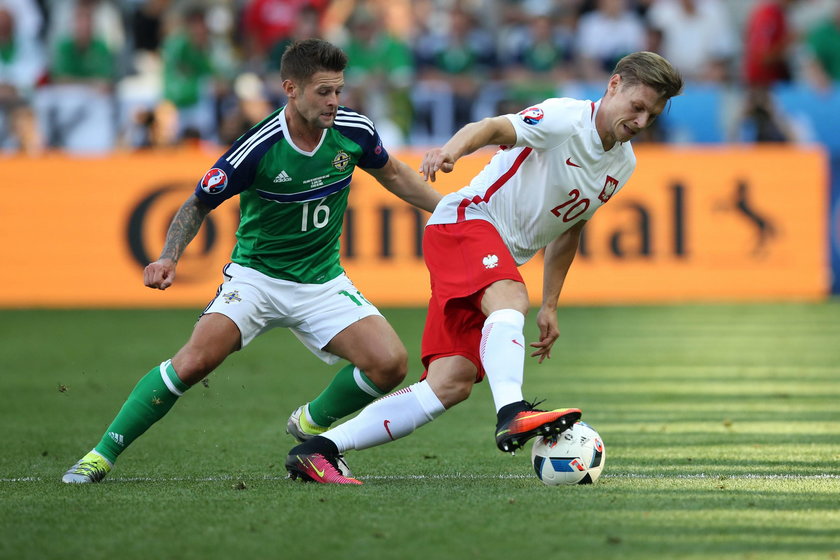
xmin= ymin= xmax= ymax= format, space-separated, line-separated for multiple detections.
xmin=481 ymin=309 xmax=526 ymax=412
xmin=323 ymin=381 xmax=446 ymax=452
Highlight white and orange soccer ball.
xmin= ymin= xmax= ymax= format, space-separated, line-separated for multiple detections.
xmin=531 ymin=421 xmax=605 ymax=485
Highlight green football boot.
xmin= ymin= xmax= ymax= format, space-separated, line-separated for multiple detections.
xmin=62 ymin=450 xmax=112 ymax=484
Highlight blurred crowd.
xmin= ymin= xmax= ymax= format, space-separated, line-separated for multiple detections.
xmin=1 ymin=0 xmax=839 ymax=155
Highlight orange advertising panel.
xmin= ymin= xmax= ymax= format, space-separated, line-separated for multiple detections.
xmin=0 ymin=146 xmax=828 ymax=307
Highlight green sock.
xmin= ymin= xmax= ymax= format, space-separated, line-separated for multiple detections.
xmin=94 ymin=360 xmax=189 ymax=464
xmin=307 ymin=364 xmax=385 ymax=427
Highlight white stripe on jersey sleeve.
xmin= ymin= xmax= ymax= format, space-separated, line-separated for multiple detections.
xmin=333 ymin=118 xmax=375 ymax=136
xmin=228 ymin=115 xmax=281 ymax=163
xmin=227 ymin=117 xmax=283 ymax=168
xmin=336 ymin=110 xmax=375 ymax=135
xmin=337 ymin=108 xmax=374 ymax=127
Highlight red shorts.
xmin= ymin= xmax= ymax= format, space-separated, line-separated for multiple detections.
xmin=420 ymin=220 xmax=524 ymax=382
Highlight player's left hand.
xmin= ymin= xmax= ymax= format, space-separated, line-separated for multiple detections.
xmin=419 ymin=148 xmax=455 ymax=183
xmin=530 ymin=307 xmax=560 ymax=363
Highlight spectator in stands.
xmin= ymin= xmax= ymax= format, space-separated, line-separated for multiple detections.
xmin=736 ymin=86 xmax=797 ymax=143
xmin=266 ymin=4 xmax=322 ymax=75
xmin=47 ymin=0 xmax=125 ymax=64
xmin=241 ymin=0 xmax=328 ymax=65
xmin=802 ymin=3 xmax=840 ymax=92
xmin=575 ymin=0 xmax=646 ymax=82
xmin=646 ymin=0 xmax=737 ymax=83
xmin=341 ymin=5 xmax=414 ymax=140
xmin=574 ymin=0 xmax=654 ymax=18
xmin=742 ymin=0 xmax=798 ymax=87
xmin=50 ymin=0 xmax=116 ymax=90
xmin=41 ymin=0 xmax=117 ymax=153
xmin=739 ymin=0 xmax=801 ymax=147
xmin=500 ymin=11 xmax=574 ymax=107
xmin=217 ymin=71 xmax=271 ymax=146
xmin=0 ymin=0 xmax=42 ymax=42
xmin=129 ymin=0 xmax=170 ymax=55
xmin=0 ymin=4 xmax=44 ymax=153
xmin=259 ymin=4 xmax=322 ymax=106
xmin=160 ymin=6 xmax=217 ymax=142
xmin=412 ymin=4 xmax=497 ymax=140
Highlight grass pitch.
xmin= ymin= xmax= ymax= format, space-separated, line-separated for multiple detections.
xmin=1 ymin=302 xmax=839 ymax=560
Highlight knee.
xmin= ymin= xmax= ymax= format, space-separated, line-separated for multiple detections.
xmin=481 ymin=280 xmax=530 ymax=316
xmin=434 ymin=376 xmax=473 ymax=409
xmin=425 ymin=356 xmax=477 ymax=408
xmin=361 ymin=345 xmax=408 ymax=392
xmin=171 ymin=349 xmax=219 ymax=385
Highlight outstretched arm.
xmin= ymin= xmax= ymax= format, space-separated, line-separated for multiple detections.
xmin=366 ymin=157 xmax=443 ymax=213
xmin=420 ymin=116 xmax=517 ymax=182
xmin=143 ymin=194 xmax=212 ymax=290
xmin=531 ymin=221 xmax=586 ymax=363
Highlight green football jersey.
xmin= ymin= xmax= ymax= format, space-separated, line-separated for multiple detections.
xmin=194 ymin=106 xmax=389 ymax=283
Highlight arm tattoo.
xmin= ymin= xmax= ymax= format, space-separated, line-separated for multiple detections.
xmin=159 ymin=195 xmax=212 ymax=262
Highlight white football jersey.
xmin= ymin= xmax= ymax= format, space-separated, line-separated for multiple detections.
xmin=427 ymin=98 xmax=637 ymax=265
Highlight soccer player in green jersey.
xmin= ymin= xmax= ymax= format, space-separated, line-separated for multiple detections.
xmin=62 ymin=39 xmax=442 ymax=483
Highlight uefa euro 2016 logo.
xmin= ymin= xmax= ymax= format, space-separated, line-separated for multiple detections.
xmin=518 ymin=107 xmax=544 ymax=125
xmin=200 ymin=168 xmax=228 ymax=194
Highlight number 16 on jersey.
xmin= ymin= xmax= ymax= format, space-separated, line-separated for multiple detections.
xmin=301 ymin=200 xmax=331 ymax=231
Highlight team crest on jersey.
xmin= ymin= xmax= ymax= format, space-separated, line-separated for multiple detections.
xmin=333 ymin=151 xmax=351 ymax=171
xmin=201 ymin=168 xmax=228 ymax=194
xmin=222 ymin=290 xmax=241 ymax=304
xmin=518 ymin=107 xmax=544 ymax=125
xmin=482 ymin=254 xmax=499 ymax=269
xmin=598 ymin=175 xmax=619 ymax=203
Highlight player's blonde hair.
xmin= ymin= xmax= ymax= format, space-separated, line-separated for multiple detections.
xmin=612 ymin=52 xmax=684 ymax=100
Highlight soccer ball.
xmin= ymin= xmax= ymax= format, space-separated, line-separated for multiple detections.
xmin=531 ymin=421 xmax=605 ymax=485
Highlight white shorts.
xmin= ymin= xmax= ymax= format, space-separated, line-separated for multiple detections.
xmin=203 ymin=262 xmax=382 ymax=364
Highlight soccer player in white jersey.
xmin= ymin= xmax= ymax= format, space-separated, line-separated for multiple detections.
xmin=61 ymin=39 xmax=442 ymax=484
xmin=286 ymin=51 xmax=683 ymax=484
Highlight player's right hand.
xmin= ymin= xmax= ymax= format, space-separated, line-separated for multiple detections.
xmin=530 ymin=307 xmax=560 ymax=364
xmin=144 ymin=258 xmax=176 ymax=290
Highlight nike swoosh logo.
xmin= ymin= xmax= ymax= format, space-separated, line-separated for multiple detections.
xmin=512 ymin=339 xmax=524 ymax=348
xmin=304 ymin=457 xmax=325 ymax=478
xmin=384 ymin=419 xmax=395 ymax=440
xmin=565 ymin=157 xmax=581 ymax=168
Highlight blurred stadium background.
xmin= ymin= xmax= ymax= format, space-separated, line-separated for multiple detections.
xmin=2 ymin=3 xmax=839 ymax=557
xmin=1 ymin=0 xmax=839 ymax=306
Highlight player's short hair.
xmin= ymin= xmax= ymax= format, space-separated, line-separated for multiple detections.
xmin=280 ymin=39 xmax=348 ymax=84
xmin=612 ymin=52 xmax=684 ymax=100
